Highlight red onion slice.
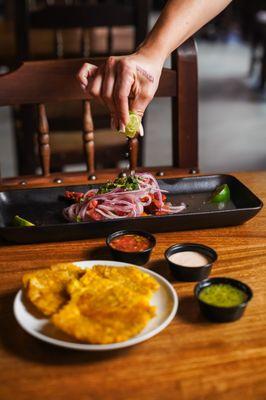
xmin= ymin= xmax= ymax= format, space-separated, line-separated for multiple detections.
xmin=63 ymin=173 xmax=186 ymax=222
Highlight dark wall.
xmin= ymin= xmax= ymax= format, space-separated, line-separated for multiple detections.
xmin=0 ymin=0 xmax=4 ymax=16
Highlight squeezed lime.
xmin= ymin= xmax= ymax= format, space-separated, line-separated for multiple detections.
xmin=211 ymin=184 xmax=230 ymax=203
xmin=13 ymin=215 xmax=35 ymax=227
xmin=120 ymin=111 xmax=141 ymax=138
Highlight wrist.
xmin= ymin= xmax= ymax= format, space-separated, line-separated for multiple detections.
xmin=135 ymin=42 xmax=167 ymax=69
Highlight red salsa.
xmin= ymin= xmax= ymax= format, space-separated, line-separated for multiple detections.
xmin=110 ymin=234 xmax=151 ymax=252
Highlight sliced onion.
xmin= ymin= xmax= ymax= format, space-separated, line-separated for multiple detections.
xmin=63 ymin=173 xmax=186 ymax=222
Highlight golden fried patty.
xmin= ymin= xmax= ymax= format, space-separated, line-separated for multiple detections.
xmin=66 ymin=268 xmax=104 ymax=296
xmin=23 ymin=263 xmax=84 ymax=316
xmin=67 ymin=265 xmax=159 ymax=301
xmin=93 ymin=265 xmax=159 ymax=297
xmin=23 ymin=264 xmax=159 ymax=344
xmin=52 ymin=278 xmax=156 ymax=344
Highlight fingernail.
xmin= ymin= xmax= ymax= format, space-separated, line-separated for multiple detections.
xmin=81 ymin=83 xmax=86 ymax=91
xmin=119 ymin=122 xmax=125 ymax=133
xmin=139 ymin=123 xmax=144 ymax=137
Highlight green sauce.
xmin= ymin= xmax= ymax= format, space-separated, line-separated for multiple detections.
xmin=199 ymin=284 xmax=247 ymax=307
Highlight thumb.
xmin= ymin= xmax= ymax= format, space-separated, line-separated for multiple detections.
xmin=129 ymin=83 xmax=152 ymax=118
xmin=129 ymin=97 xmax=149 ymax=137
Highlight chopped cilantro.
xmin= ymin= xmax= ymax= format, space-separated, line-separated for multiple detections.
xmin=98 ymin=175 xmax=140 ymax=194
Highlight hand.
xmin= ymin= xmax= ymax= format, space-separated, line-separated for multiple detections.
xmin=77 ymin=52 xmax=164 ymax=133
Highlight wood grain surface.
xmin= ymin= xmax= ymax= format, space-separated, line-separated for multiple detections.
xmin=0 ymin=171 xmax=265 ymax=400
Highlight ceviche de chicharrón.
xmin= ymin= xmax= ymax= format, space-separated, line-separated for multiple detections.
xmin=63 ymin=173 xmax=186 ymax=222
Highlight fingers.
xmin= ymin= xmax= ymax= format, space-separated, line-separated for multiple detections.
xmin=87 ymin=65 xmax=104 ymax=99
xmin=114 ymin=60 xmax=134 ymax=130
xmin=139 ymin=123 xmax=144 ymax=137
xmin=77 ymin=63 xmax=97 ymax=90
xmin=129 ymin=88 xmax=154 ymax=137
xmin=78 ymin=58 xmax=143 ymax=134
xmin=129 ymin=87 xmax=153 ymax=137
xmin=129 ymin=64 xmax=157 ymax=135
xmin=128 ymin=94 xmax=147 ymax=138
xmin=101 ymin=57 xmax=118 ymax=130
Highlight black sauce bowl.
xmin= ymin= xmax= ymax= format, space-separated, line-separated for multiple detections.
xmin=165 ymin=243 xmax=217 ymax=282
xmin=106 ymin=230 xmax=156 ymax=266
xmin=195 ymin=277 xmax=253 ymax=322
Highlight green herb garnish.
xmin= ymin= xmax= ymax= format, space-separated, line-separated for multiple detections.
xmin=98 ymin=175 xmax=140 ymax=194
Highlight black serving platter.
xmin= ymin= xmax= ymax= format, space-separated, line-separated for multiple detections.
xmin=0 ymin=174 xmax=263 ymax=244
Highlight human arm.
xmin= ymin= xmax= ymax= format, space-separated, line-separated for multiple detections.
xmin=78 ymin=0 xmax=232 ymax=131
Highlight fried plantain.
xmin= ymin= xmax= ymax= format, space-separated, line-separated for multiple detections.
xmin=23 ymin=263 xmax=84 ymax=316
xmin=67 ymin=265 xmax=159 ymax=301
xmin=52 ymin=278 xmax=156 ymax=344
xmin=92 ymin=265 xmax=160 ymax=299
xmin=66 ymin=268 xmax=106 ymax=296
xmin=23 ymin=264 xmax=159 ymax=343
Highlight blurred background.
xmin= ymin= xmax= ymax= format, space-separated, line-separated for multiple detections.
xmin=0 ymin=0 xmax=265 ymax=178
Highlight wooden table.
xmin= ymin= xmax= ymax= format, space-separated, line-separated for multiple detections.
xmin=0 ymin=171 xmax=265 ymax=400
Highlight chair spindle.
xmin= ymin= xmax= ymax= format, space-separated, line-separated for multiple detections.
xmin=37 ymin=104 xmax=51 ymax=176
xmin=107 ymin=27 xmax=112 ymax=54
xmin=81 ymin=28 xmax=90 ymax=58
xmin=54 ymin=29 xmax=64 ymax=58
xmin=129 ymin=137 xmax=138 ymax=172
xmin=83 ymin=100 xmax=95 ymax=177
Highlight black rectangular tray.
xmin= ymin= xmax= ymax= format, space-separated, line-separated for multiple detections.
xmin=0 ymin=174 xmax=263 ymax=244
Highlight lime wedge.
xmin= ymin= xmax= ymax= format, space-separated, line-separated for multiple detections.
xmin=13 ymin=215 xmax=35 ymax=227
xmin=124 ymin=111 xmax=141 ymax=138
xmin=211 ymin=184 xmax=230 ymax=203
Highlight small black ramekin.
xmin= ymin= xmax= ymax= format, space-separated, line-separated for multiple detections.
xmin=194 ymin=277 xmax=253 ymax=322
xmin=106 ymin=230 xmax=156 ymax=266
xmin=164 ymin=243 xmax=217 ymax=282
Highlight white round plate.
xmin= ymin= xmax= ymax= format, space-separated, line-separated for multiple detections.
xmin=14 ymin=260 xmax=178 ymax=351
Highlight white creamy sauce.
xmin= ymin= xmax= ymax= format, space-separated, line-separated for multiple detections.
xmin=169 ymin=251 xmax=210 ymax=267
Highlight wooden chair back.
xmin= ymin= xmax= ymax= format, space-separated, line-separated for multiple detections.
xmin=0 ymin=38 xmax=198 ymax=187
xmin=13 ymin=0 xmax=151 ymax=175
xmin=15 ymin=0 xmax=151 ymax=61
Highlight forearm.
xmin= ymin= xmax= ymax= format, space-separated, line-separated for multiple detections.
xmin=78 ymin=0 xmax=233 ymax=124
xmin=138 ymin=0 xmax=232 ymax=63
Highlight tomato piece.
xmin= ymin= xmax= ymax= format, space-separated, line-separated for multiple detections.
xmin=65 ymin=191 xmax=84 ymax=202
xmin=88 ymin=200 xmax=98 ymax=208
xmin=141 ymin=196 xmax=150 ymax=203
xmin=84 ymin=190 xmax=97 ymax=198
xmin=87 ymin=208 xmax=103 ymax=221
xmin=152 ymin=199 xmax=161 ymax=209
xmin=155 ymin=210 xmax=168 ymax=216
